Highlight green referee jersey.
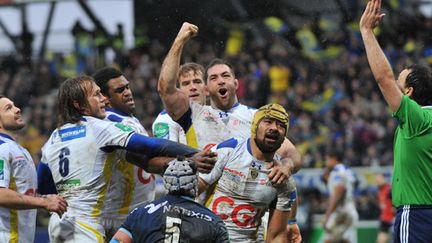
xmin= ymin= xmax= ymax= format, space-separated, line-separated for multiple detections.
xmin=392 ymin=95 xmax=432 ymax=207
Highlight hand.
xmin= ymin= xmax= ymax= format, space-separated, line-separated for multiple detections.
xmin=360 ymin=0 xmax=386 ymax=32
xmin=267 ymin=158 xmax=292 ymax=186
xmin=287 ymin=224 xmax=302 ymax=243
xmin=44 ymin=194 xmax=68 ymax=218
xmin=189 ymin=149 xmax=217 ymax=173
xmin=176 ymin=22 xmax=198 ymax=42
xmin=322 ymin=215 xmax=329 ymax=232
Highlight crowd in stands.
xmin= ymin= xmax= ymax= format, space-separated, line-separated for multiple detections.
xmin=1 ymin=1 xmax=430 ymax=221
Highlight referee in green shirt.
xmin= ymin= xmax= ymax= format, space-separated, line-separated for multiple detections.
xmin=360 ymin=0 xmax=432 ymax=242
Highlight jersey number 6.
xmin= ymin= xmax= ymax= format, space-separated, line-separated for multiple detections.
xmin=59 ymin=147 xmax=70 ymax=177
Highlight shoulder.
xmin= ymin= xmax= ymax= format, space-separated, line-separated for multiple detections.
xmin=86 ymin=116 xmax=120 ymax=130
xmin=106 ymin=113 xmax=124 ymax=123
xmin=190 ymin=102 xmax=208 ymax=114
xmin=0 ymin=139 xmax=11 ymax=156
xmin=238 ymin=103 xmax=257 ymax=113
xmin=154 ymin=112 xmax=175 ymax=124
xmin=0 ymin=138 xmax=8 ymax=148
xmin=333 ymin=164 xmax=347 ymax=173
xmin=239 ymin=103 xmax=256 ymax=111
xmin=216 ymin=137 xmax=239 ymax=149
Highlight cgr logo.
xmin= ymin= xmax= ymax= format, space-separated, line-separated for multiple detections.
xmin=212 ymin=196 xmax=262 ymax=227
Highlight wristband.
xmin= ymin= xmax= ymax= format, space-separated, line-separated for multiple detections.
xmin=288 ymin=219 xmax=297 ymax=225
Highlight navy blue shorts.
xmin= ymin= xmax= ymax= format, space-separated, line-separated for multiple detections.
xmin=394 ymin=205 xmax=432 ymax=243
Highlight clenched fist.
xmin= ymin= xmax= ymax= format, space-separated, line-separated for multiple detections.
xmin=176 ymin=22 xmax=199 ymax=42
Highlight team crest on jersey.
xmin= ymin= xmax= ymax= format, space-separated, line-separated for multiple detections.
xmin=250 ymin=167 xmax=259 ymax=180
xmin=115 ymin=123 xmax=134 ymax=132
xmin=0 ymin=159 xmax=4 ymax=180
xmin=153 ymin=122 xmax=169 ymax=138
xmin=250 ymin=161 xmax=263 ymax=180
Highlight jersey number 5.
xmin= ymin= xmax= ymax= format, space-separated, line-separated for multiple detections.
xmin=59 ymin=147 xmax=70 ymax=177
xmin=165 ymin=216 xmax=182 ymax=243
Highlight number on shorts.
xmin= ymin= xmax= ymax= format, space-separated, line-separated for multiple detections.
xmin=165 ymin=216 xmax=182 ymax=243
xmin=59 ymin=147 xmax=70 ymax=177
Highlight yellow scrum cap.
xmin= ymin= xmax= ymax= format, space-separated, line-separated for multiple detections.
xmin=251 ymin=103 xmax=289 ymax=139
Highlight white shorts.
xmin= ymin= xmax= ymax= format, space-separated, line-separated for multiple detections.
xmin=48 ymin=213 xmax=105 ymax=243
xmin=325 ymin=203 xmax=358 ymax=242
xmin=101 ymin=216 xmax=127 ymax=241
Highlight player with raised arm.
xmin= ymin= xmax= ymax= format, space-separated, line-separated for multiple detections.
xmin=0 ymin=95 xmax=67 ymax=243
xmin=37 ymin=75 xmax=216 ymax=242
xmin=152 ymin=62 xmax=207 ymax=143
xmin=158 ymin=22 xmax=301 ymax=187
xmin=360 ymin=0 xmax=432 ymax=241
xmin=198 ymin=104 xmax=300 ymax=242
xmin=322 ymin=150 xmax=358 ymax=243
xmin=111 ymin=156 xmax=229 ymax=243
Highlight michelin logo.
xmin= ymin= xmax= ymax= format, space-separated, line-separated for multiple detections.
xmin=59 ymin=126 xmax=86 ymax=142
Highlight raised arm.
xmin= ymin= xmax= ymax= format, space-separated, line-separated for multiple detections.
xmin=360 ymin=0 xmax=403 ymax=112
xmin=158 ymin=22 xmax=198 ymax=120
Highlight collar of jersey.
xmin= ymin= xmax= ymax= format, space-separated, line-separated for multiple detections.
xmin=213 ymin=102 xmax=240 ymax=113
xmin=0 ymin=132 xmax=15 ymax=141
xmin=247 ymin=138 xmax=252 ymax=155
xmin=106 ymin=107 xmax=130 ymax=117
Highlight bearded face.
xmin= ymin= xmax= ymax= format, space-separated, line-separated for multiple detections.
xmin=0 ymin=97 xmax=25 ymax=132
xmin=254 ymin=118 xmax=286 ymax=153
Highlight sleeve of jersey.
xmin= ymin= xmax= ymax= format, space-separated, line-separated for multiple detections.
xmin=0 ymin=144 xmax=11 ymax=188
xmin=119 ymin=209 xmax=139 ymax=239
xmin=169 ymin=122 xmax=182 ymax=142
xmin=198 ymin=145 xmax=232 ymax=185
xmin=152 ymin=116 xmax=171 ymax=140
xmin=175 ymin=106 xmax=193 ymax=132
xmin=152 ymin=116 xmax=179 ymax=142
xmin=175 ymin=102 xmax=203 ymax=133
xmin=275 ymin=177 xmax=297 ymax=212
xmin=393 ymin=95 xmax=432 ymax=137
xmin=126 ymin=133 xmax=198 ymax=158
xmin=37 ymin=161 xmax=58 ymax=194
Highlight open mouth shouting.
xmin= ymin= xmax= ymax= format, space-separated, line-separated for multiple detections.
xmin=218 ymin=87 xmax=228 ymax=98
xmin=264 ymin=132 xmax=280 ymax=143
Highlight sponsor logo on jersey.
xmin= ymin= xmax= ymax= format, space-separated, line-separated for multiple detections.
xmin=203 ymin=112 xmax=218 ymax=123
xmin=13 ymin=159 xmax=28 ymax=168
xmin=57 ymin=179 xmax=81 ymax=191
xmin=0 ymin=159 xmax=4 ymax=180
xmin=115 ymin=123 xmax=134 ymax=132
xmin=145 ymin=200 xmax=168 ymax=214
xmin=59 ymin=125 xmax=86 ymax=142
xmin=223 ymin=167 xmax=246 ymax=179
xmin=163 ymin=204 xmax=213 ymax=221
xmin=153 ymin=122 xmax=169 ymax=138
